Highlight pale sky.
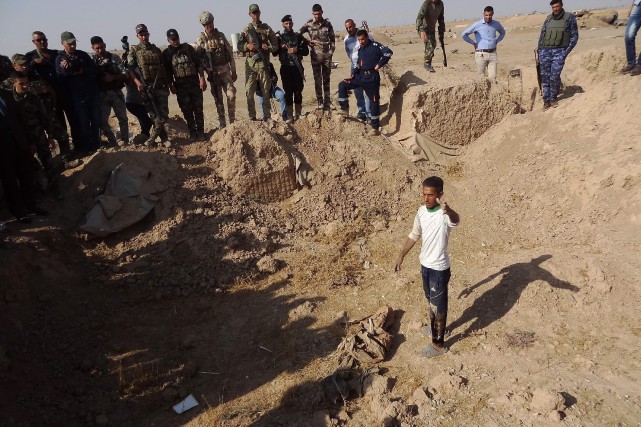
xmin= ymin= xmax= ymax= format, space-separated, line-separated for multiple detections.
xmin=0 ymin=0 xmax=629 ymax=55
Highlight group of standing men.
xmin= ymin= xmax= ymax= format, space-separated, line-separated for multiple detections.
xmin=419 ymin=0 xmax=581 ymax=111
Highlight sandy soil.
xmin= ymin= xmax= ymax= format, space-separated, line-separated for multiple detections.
xmin=1 ymin=8 xmax=640 ymax=427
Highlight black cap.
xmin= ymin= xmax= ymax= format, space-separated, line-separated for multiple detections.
xmin=312 ymin=4 xmax=322 ymax=12
xmin=135 ymin=23 xmax=148 ymax=34
xmin=281 ymin=15 xmax=292 ymax=23
xmin=90 ymin=36 xmax=104 ymax=45
xmin=166 ymin=29 xmax=179 ymax=40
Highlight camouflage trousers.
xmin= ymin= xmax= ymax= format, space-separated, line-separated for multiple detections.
xmin=210 ymin=67 xmax=236 ymax=126
xmin=311 ymin=53 xmax=332 ymax=103
xmin=143 ymin=87 xmax=169 ymax=138
xmin=245 ymin=61 xmax=272 ymax=120
xmin=423 ymin=30 xmax=437 ymax=63
xmin=99 ymin=89 xmax=129 ymax=145
xmin=175 ymin=77 xmax=204 ymax=134
xmin=40 ymin=93 xmax=70 ymax=154
xmin=538 ymin=47 xmax=567 ymax=102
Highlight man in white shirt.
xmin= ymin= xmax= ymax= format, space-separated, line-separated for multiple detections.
xmin=395 ymin=176 xmax=460 ymax=358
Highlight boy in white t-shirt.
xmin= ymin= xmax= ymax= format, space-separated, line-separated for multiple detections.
xmin=394 ymin=176 xmax=460 ymax=358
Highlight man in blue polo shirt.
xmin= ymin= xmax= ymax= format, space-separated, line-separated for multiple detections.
xmin=461 ymin=6 xmax=506 ymax=80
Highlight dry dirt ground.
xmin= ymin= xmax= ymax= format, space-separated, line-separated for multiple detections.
xmin=1 ymin=9 xmax=641 ymax=427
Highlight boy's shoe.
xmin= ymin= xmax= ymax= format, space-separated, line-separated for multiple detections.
xmin=424 ymin=62 xmax=435 ymax=73
xmin=316 ymin=100 xmax=324 ymax=110
xmin=368 ymin=128 xmax=380 ymax=136
xmin=631 ymin=65 xmax=641 ymax=76
xmin=356 ymin=113 xmax=367 ymax=122
xmin=336 ymin=109 xmax=349 ymax=117
xmin=620 ymin=64 xmax=635 ymax=74
xmin=550 ymin=99 xmax=559 ymax=108
xmin=542 ymin=101 xmax=551 ymax=111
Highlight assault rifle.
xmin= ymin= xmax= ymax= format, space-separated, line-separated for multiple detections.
xmin=275 ymin=31 xmax=305 ymax=82
xmin=439 ymin=34 xmax=448 ymax=67
xmin=534 ymin=49 xmax=542 ymax=94
xmin=246 ymin=26 xmax=270 ymax=66
xmin=121 ymin=35 xmax=161 ymax=119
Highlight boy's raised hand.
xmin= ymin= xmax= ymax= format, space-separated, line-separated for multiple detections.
xmin=437 ymin=198 xmax=450 ymax=214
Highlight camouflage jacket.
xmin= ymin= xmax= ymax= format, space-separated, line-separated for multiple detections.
xmin=12 ymin=88 xmax=53 ymax=144
xmin=299 ymin=18 xmax=335 ymax=57
xmin=416 ymin=0 xmax=445 ymax=35
xmin=238 ymin=21 xmax=278 ymax=69
xmin=1 ymin=71 xmax=55 ymax=106
xmin=195 ymin=29 xmax=235 ymax=73
xmin=92 ymin=52 xmax=127 ymax=91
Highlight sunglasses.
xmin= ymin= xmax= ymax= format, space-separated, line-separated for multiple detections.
xmin=34 ymin=38 xmax=47 ymax=43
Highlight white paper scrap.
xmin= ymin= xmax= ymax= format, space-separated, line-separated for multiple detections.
xmin=172 ymin=394 xmax=199 ymax=414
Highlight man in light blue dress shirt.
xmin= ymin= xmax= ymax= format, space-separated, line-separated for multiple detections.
xmin=622 ymin=0 xmax=641 ymax=75
xmin=461 ymin=6 xmax=506 ymax=80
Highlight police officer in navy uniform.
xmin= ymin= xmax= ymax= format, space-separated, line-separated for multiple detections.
xmin=537 ymin=0 xmax=579 ymax=110
xmin=337 ymin=30 xmax=392 ymax=136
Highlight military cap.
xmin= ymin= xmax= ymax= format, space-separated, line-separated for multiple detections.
xmin=199 ymin=11 xmax=214 ymax=25
xmin=249 ymin=4 xmax=260 ymax=13
xmin=11 ymin=53 xmax=28 ymax=65
xmin=135 ymin=24 xmax=148 ymax=34
xmin=90 ymin=36 xmax=104 ymax=45
xmin=281 ymin=15 xmax=292 ymax=23
xmin=60 ymin=31 xmax=76 ymax=43
xmin=166 ymin=29 xmax=179 ymax=40
xmin=312 ymin=4 xmax=323 ymax=12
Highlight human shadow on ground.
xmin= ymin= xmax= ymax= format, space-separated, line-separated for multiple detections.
xmin=382 ymin=70 xmax=427 ymax=136
xmin=557 ymin=85 xmax=584 ymax=101
xmin=448 ymin=255 xmax=579 ymax=344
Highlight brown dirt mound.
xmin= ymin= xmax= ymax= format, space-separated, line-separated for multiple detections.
xmin=210 ymin=123 xmax=297 ymax=202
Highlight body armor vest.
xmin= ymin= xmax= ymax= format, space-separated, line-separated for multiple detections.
xmin=200 ymin=31 xmax=229 ymax=66
xmin=133 ymin=44 xmax=162 ymax=82
xmin=171 ymin=45 xmax=198 ymax=78
xmin=541 ymin=12 xmax=571 ymax=48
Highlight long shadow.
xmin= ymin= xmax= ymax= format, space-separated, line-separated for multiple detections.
xmin=382 ymin=70 xmax=427 ymax=136
xmin=448 ymin=255 xmax=579 ymax=344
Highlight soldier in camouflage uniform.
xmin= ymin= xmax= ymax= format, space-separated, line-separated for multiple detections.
xmin=196 ymin=11 xmax=237 ymax=129
xmin=238 ymin=4 xmax=278 ymax=121
xmin=91 ymin=36 xmax=129 ymax=147
xmin=163 ymin=29 xmax=206 ymax=141
xmin=276 ymin=15 xmax=309 ymax=123
xmin=25 ymin=31 xmax=73 ymax=155
xmin=416 ymin=0 xmax=445 ymax=73
xmin=9 ymin=71 xmax=59 ymax=194
xmin=300 ymin=4 xmax=335 ymax=110
xmin=127 ymin=24 xmax=170 ymax=147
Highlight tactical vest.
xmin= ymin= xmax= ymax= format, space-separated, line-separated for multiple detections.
xmin=541 ymin=12 xmax=572 ymax=48
xmin=132 ymin=44 xmax=163 ymax=82
xmin=171 ymin=44 xmax=198 ymax=78
xmin=200 ymin=31 xmax=230 ymax=66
